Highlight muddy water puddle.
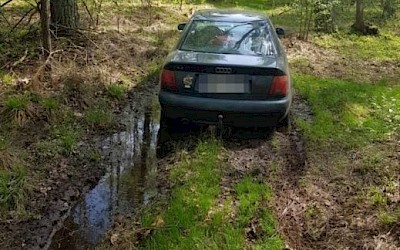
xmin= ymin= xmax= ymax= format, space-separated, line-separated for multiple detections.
xmin=50 ymin=103 xmax=160 ymax=249
xmin=48 ymin=93 xmax=308 ymax=249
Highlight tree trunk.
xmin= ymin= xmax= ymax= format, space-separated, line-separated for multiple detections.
xmin=50 ymin=0 xmax=79 ymax=35
xmin=353 ymin=0 xmax=366 ymax=33
xmin=40 ymin=0 xmax=51 ymax=57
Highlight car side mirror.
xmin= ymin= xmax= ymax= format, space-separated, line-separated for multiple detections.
xmin=178 ymin=23 xmax=186 ymax=31
xmin=276 ymin=27 xmax=285 ymax=36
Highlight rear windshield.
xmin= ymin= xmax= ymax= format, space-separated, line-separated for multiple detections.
xmin=180 ymin=20 xmax=276 ymax=56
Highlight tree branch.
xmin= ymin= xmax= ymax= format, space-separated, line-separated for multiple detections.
xmin=81 ymin=0 xmax=94 ymax=25
xmin=0 ymin=11 xmax=11 ymax=28
xmin=0 ymin=0 xmax=13 ymax=9
xmin=10 ymin=7 xmax=36 ymax=32
xmin=11 ymin=49 xmax=28 ymax=67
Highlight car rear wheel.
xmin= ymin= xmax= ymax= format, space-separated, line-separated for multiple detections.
xmin=160 ymin=111 xmax=198 ymax=133
xmin=159 ymin=111 xmax=177 ymax=130
xmin=276 ymin=112 xmax=291 ymax=133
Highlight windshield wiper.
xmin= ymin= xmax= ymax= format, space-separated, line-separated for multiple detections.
xmin=223 ymin=23 xmax=252 ymax=34
xmin=233 ymin=27 xmax=257 ymax=49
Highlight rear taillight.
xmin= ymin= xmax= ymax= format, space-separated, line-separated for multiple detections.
xmin=268 ymin=75 xmax=289 ymax=97
xmin=160 ymin=69 xmax=177 ymax=90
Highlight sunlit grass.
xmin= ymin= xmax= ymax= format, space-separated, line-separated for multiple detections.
xmin=314 ymin=33 xmax=400 ymax=62
xmin=136 ymin=140 xmax=282 ymax=249
xmin=1 ymin=94 xmax=35 ymax=127
xmin=142 ymin=140 xmax=222 ymax=249
xmin=378 ymin=210 xmax=400 ymax=226
xmin=0 ymin=73 xmax=15 ymax=85
xmin=294 ymin=74 xmax=400 ymax=149
xmin=106 ymin=84 xmax=127 ymax=99
xmin=295 ymin=74 xmax=400 ymax=237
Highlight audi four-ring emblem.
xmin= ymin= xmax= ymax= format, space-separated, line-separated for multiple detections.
xmin=215 ymin=67 xmax=232 ymax=74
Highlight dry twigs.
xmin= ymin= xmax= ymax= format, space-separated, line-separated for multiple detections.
xmin=30 ymin=49 xmax=62 ymax=90
xmin=10 ymin=7 xmax=37 ymax=32
xmin=11 ymin=49 xmax=28 ymax=68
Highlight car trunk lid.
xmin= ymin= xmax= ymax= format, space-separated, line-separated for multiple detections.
xmin=162 ymin=51 xmax=286 ymax=100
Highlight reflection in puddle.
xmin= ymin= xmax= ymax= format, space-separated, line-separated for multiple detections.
xmin=50 ymin=107 xmax=159 ymax=249
xmin=50 ymin=104 xmax=275 ymax=249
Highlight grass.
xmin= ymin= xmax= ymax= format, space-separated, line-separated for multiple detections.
xmin=103 ymin=140 xmax=282 ymax=249
xmin=314 ymin=32 xmax=400 ymax=62
xmin=0 ymin=73 xmax=15 ymax=85
xmin=50 ymin=125 xmax=81 ymax=154
xmin=84 ymin=104 xmax=114 ymax=128
xmin=0 ymin=166 xmax=28 ymax=218
xmin=40 ymin=97 xmax=59 ymax=111
xmin=294 ymin=74 xmax=400 ymax=149
xmin=0 ymin=136 xmax=16 ymax=171
xmin=293 ymin=73 xmax=400 ymax=247
xmin=106 ymin=84 xmax=127 ymax=99
xmin=142 ymin=140 xmax=223 ymax=249
xmin=1 ymin=94 xmax=35 ymax=127
xmin=0 ymin=1 xmax=187 ymax=224
xmin=3 ymin=95 xmax=29 ymax=111
xmin=378 ymin=210 xmax=400 ymax=226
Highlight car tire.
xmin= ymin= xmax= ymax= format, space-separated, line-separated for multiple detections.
xmin=276 ymin=112 xmax=291 ymax=133
xmin=160 ymin=111 xmax=172 ymax=128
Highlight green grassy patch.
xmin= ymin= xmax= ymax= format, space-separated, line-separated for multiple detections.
xmin=378 ymin=209 xmax=400 ymax=226
xmin=294 ymin=74 xmax=400 ymax=149
xmin=106 ymin=84 xmax=127 ymax=100
xmin=1 ymin=93 xmax=36 ymax=127
xmin=50 ymin=125 xmax=81 ymax=154
xmin=235 ymin=177 xmax=283 ymax=249
xmin=0 ymin=73 xmax=15 ymax=85
xmin=0 ymin=166 xmax=28 ymax=218
xmin=84 ymin=104 xmax=114 ymax=129
xmin=142 ymin=140 xmax=222 ymax=249
xmin=314 ymin=33 xmax=400 ymax=62
xmin=294 ymin=74 xmax=400 ymax=240
xmin=40 ymin=97 xmax=59 ymax=111
xmin=102 ymin=140 xmax=282 ymax=249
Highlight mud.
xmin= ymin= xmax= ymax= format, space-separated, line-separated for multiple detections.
xmin=76 ymin=89 xmax=312 ymax=250
xmin=50 ymin=103 xmax=159 ymax=249
xmin=0 ymin=152 xmax=105 ymax=250
xmin=0 ymin=82 xmax=160 ymax=250
xmin=47 ymin=83 xmax=163 ymax=250
xmin=220 ymin=94 xmax=311 ymax=250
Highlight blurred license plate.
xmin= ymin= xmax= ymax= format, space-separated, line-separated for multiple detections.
xmin=198 ymin=74 xmax=248 ymax=93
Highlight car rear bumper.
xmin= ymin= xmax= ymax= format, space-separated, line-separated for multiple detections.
xmin=159 ymin=91 xmax=291 ymax=127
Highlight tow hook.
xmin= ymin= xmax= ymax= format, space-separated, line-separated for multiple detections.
xmin=218 ymin=114 xmax=224 ymax=138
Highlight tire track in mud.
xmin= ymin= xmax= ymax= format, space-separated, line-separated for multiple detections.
xmin=273 ymin=126 xmax=310 ymax=250
xmin=222 ymin=94 xmax=311 ymax=250
xmin=272 ymin=95 xmax=314 ymax=250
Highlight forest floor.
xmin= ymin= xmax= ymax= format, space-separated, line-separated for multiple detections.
xmin=0 ymin=1 xmax=399 ymax=249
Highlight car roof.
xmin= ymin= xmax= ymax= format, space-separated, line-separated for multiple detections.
xmin=192 ymin=9 xmax=268 ymax=23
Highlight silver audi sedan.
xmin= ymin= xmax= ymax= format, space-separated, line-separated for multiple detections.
xmin=159 ymin=9 xmax=292 ymax=129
